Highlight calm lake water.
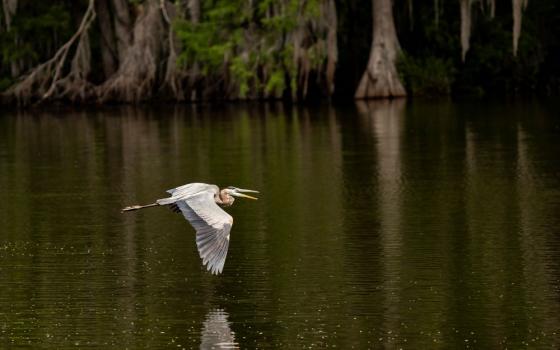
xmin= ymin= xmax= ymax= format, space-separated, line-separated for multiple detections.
xmin=1 ymin=100 xmax=559 ymax=348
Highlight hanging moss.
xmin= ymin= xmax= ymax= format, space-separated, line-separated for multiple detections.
xmin=174 ymin=0 xmax=336 ymax=100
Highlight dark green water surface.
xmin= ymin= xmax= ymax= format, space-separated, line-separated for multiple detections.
xmin=1 ymin=100 xmax=560 ymax=348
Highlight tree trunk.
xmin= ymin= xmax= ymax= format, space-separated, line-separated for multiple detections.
xmin=95 ymin=0 xmax=117 ymax=78
xmin=355 ymin=0 xmax=406 ymax=99
xmin=488 ymin=0 xmax=496 ymax=18
xmin=188 ymin=0 xmax=200 ymax=101
xmin=512 ymin=0 xmax=528 ymax=56
xmin=10 ymin=37 xmax=20 ymax=78
xmin=111 ymin=0 xmax=132 ymax=63
xmin=460 ymin=0 xmax=472 ymax=62
xmin=3 ymin=0 xmax=19 ymax=77
xmin=325 ymin=0 xmax=338 ymax=96
xmin=2 ymin=0 xmax=17 ymax=31
xmin=189 ymin=0 xmax=200 ymax=24
xmin=161 ymin=0 xmax=188 ymax=100
xmin=97 ymin=0 xmax=165 ymax=102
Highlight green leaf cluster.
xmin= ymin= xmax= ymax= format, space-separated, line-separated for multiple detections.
xmin=175 ymin=0 xmax=326 ymax=98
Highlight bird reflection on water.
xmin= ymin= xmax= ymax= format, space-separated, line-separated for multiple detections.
xmin=200 ymin=309 xmax=238 ymax=350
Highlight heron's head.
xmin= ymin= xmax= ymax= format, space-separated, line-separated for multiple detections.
xmin=224 ymin=186 xmax=259 ymax=200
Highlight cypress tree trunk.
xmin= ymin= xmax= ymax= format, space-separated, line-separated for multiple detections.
xmin=97 ymin=0 xmax=165 ymax=102
xmin=111 ymin=0 xmax=132 ymax=64
xmin=95 ymin=0 xmax=117 ymax=78
xmin=161 ymin=0 xmax=188 ymax=100
xmin=188 ymin=0 xmax=201 ymax=101
xmin=355 ymin=0 xmax=405 ymax=99
xmin=512 ymin=0 xmax=528 ymax=56
xmin=2 ymin=0 xmax=17 ymax=31
xmin=460 ymin=0 xmax=472 ymax=62
xmin=324 ymin=0 xmax=338 ymax=96
xmin=2 ymin=0 xmax=19 ymax=77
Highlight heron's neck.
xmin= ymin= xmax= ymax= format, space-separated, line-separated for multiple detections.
xmin=217 ymin=190 xmax=234 ymax=207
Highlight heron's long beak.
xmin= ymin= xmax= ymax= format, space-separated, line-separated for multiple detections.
xmin=234 ymin=188 xmax=259 ymax=200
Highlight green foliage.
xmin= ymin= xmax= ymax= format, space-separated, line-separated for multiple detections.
xmin=265 ymin=70 xmax=285 ymax=96
xmin=231 ymin=56 xmax=252 ymax=98
xmin=174 ymin=0 xmax=327 ymax=98
xmin=398 ymin=53 xmax=455 ymax=96
xmin=0 ymin=77 xmax=13 ymax=92
xmin=174 ymin=0 xmax=248 ymax=88
xmin=0 ymin=2 xmax=72 ymax=79
xmin=175 ymin=22 xmax=239 ymax=72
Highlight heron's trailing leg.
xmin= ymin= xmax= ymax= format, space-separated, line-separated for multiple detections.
xmin=121 ymin=203 xmax=159 ymax=212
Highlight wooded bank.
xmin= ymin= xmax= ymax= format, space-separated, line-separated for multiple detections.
xmin=0 ymin=0 xmax=558 ymax=105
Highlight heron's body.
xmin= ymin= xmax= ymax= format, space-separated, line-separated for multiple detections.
xmin=122 ymin=183 xmax=258 ymax=274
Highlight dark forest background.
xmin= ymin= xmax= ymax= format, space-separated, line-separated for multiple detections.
xmin=0 ymin=0 xmax=558 ymax=105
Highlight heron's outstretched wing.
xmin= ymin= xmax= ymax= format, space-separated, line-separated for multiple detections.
xmin=157 ymin=183 xmax=218 ymax=204
xmin=175 ymin=190 xmax=233 ymax=275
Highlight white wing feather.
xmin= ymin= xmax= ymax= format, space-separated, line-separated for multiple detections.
xmin=158 ymin=184 xmax=233 ymax=274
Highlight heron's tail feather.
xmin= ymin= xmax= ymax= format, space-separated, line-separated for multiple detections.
xmin=155 ymin=197 xmax=176 ymax=205
xmin=121 ymin=203 xmax=159 ymax=212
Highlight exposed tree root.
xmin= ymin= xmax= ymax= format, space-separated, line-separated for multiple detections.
xmin=49 ymin=31 xmax=95 ymax=102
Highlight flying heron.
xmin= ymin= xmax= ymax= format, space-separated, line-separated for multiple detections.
xmin=122 ymin=183 xmax=258 ymax=274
